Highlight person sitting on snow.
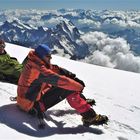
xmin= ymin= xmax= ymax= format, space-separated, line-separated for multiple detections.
xmin=0 ymin=39 xmax=23 ymax=84
xmin=17 ymin=44 xmax=108 ymax=127
xmin=0 ymin=39 xmax=95 ymax=108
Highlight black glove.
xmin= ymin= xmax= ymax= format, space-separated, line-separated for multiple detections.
xmin=74 ymin=77 xmax=85 ymax=87
xmin=59 ymin=68 xmax=85 ymax=86
xmin=60 ymin=68 xmax=76 ymax=79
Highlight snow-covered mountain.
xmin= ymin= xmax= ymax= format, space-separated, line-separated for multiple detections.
xmin=1 ymin=9 xmax=140 ymax=52
xmin=1 ymin=9 xmax=140 ymax=73
xmin=0 ymin=19 xmax=89 ymax=59
xmin=0 ymin=43 xmax=140 ymax=140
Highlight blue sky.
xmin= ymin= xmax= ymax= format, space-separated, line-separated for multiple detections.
xmin=0 ymin=0 xmax=139 ymax=10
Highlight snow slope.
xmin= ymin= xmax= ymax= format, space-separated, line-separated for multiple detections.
xmin=0 ymin=43 xmax=140 ymax=140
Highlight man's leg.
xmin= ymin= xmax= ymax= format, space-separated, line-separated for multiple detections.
xmin=37 ymin=87 xmax=108 ymax=126
xmin=29 ymin=87 xmax=73 ymax=117
xmin=66 ymin=92 xmax=108 ymax=126
xmin=40 ymin=87 xmax=74 ymax=110
xmin=40 ymin=87 xmax=95 ymax=112
xmin=66 ymin=92 xmax=91 ymax=113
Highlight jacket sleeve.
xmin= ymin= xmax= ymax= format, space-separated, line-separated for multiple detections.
xmin=52 ymin=64 xmax=76 ymax=78
xmin=39 ymin=65 xmax=83 ymax=92
xmin=51 ymin=65 xmax=85 ymax=86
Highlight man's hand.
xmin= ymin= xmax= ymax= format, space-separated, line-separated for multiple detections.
xmin=60 ymin=68 xmax=76 ymax=78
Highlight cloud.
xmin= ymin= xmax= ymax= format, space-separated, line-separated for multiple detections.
xmin=102 ymin=17 xmax=140 ymax=33
xmin=115 ymin=52 xmax=140 ymax=72
xmin=46 ymin=16 xmax=67 ymax=26
xmin=85 ymin=50 xmax=114 ymax=68
xmin=81 ymin=31 xmax=140 ymax=73
xmin=76 ymin=19 xmax=101 ymax=29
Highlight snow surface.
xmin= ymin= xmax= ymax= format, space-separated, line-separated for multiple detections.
xmin=0 ymin=43 xmax=140 ymax=140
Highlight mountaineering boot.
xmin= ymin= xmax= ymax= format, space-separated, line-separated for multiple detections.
xmin=81 ymin=109 xmax=108 ymax=127
xmin=82 ymin=114 xmax=108 ymax=127
xmin=86 ymin=98 xmax=96 ymax=106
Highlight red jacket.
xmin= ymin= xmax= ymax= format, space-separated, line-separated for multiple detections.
xmin=17 ymin=50 xmax=83 ymax=112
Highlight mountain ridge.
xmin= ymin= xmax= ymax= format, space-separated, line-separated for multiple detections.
xmin=1 ymin=9 xmax=140 ymax=73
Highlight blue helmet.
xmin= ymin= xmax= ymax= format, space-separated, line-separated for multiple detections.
xmin=35 ymin=44 xmax=51 ymax=58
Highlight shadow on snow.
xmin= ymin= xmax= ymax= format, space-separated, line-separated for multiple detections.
xmin=0 ymin=103 xmax=104 ymax=137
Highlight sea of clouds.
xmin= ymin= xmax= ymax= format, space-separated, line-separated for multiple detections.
xmin=1 ymin=9 xmax=140 ymax=73
xmin=81 ymin=31 xmax=140 ymax=72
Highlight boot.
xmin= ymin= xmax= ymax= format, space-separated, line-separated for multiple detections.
xmin=81 ymin=109 xmax=108 ymax=127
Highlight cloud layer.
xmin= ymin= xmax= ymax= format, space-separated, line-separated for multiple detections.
xmin=81 ymin=31 xmax=140 ymax=73
xmin=1 ymin=9 xmax=140 ymax=73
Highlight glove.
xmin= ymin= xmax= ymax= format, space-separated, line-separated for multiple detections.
xmin=59 ymin=68 xmax=85 ymax=86
xmin=74 ymin=77 xmax=85 ymax=87
xmin=60 ymin=68 xmax=76 ymax=79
